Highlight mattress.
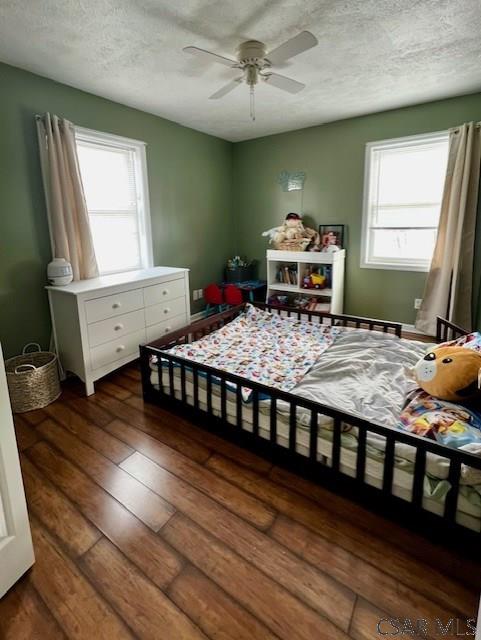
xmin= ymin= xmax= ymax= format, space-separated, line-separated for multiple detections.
xmin=150 ymin=328 xmax=481 ymax=531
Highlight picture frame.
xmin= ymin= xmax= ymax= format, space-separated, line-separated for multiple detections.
xmin=319 ymin=224 xmax=345 ymax=251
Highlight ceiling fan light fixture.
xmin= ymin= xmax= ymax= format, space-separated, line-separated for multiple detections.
xmin=184 ymin=31 xmax=318 ymax=120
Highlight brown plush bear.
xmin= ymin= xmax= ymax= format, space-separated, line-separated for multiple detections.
xmin=414 ymin=346 xmax=481 ymax=402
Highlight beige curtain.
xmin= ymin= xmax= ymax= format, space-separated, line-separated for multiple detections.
xmin=415 ymin=122 xmax=481 ymax=336
xmin=36 ymin=113 xmax=98 ymax=280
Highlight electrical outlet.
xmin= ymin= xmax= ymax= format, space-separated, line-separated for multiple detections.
xmin=197 ymin=289 xmax=204 ymax=300
xmin=414 ymin=298 xmax=423 ymax=310
xmin=192 ymin=290 xmax=198 ymax=301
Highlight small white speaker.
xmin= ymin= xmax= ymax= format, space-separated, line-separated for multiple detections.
xmin=47 ymin=258 xmax=73 ymax=286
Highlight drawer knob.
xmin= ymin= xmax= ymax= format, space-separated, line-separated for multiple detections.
xmin=112 ymin=302 xmax=121 ymax=309
xmin=163 ymin=308 xmax=170 ymax=314
xmin=116 ymin=345 xmax=125 ymax=352
xmin=164 ymin=326 xmax=171 ymax=333
xmin=162 ymin=290 xmax=168 ymax=296
xmin=114 ymin=324 xmax=123 ymax=331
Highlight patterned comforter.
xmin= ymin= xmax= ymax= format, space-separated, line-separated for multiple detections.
xmin=161 ymin=304 xmax=339 ymax=400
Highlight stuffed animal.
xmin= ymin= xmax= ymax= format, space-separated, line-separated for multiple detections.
xmin=262 ymin=213 xmax=320 ymax=251
xmin=414 ymin=346 xmax=481 ymax=402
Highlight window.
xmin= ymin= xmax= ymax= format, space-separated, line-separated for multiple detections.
xmin=75 ymin=127 xmax=153 ymax=275
xmin=361 ymin=131 xmax=449 ymax=271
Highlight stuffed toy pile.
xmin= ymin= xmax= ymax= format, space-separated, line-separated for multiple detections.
xmin=261 ymin=212 xmax=320 ymax=251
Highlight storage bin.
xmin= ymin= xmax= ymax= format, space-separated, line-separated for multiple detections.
xmin=5 ymin=343 xmax=61 ymax=413
xmin=224 ymin=265 xmax=256 ymax=282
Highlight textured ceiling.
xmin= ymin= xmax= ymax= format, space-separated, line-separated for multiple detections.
xmin=1 ymin=0 xmax=481 ymax=141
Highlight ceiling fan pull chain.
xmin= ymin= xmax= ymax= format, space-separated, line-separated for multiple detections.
xmin=250 ymin=86 xmax=255 ymax=121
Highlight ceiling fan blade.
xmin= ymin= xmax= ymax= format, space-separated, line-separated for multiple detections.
xmin=266 ymin=31 xmax=318 ymax=65
xmin=262 ymin=72 xmax=305 ymax=94
xmin=183 ymin=46 xmax=237 ymax=67
xmin=209 ymin=77 xmax=244 ymax=100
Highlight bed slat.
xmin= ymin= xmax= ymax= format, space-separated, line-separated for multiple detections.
xmin=252 ymin=390 xmax=259 ymax=437
xmin=156 ymin=360 xmax=164 ymax=397
xmin=356 ymin=426 xmax=366 ymax=481
xmin=270 ymin=397 xmax=277 ymax=445
xmin=220 ymin=378 xmax=227 ymax=422
xmin=444 ymin=458 xmax=461 ymax=522
xmin=309 ymin=411 xmax=318 ymax=462
xmin=331 ymin=417 xmax=341 ymax=472
xmin=412 ymin=448 xmax=426 ymax=508
xmin=192 ymin=365 xmax=199 ymax=409
xmin=180 ymin=362 xmax=187 ymax=403
xmin=382 ymin=437 xmax=395 ymax=494
xmin=206 ymin=372 xmax=213 ymax=415
xmin=289 ymin=403 xmax=297 ymax=452
xmin=168 ymin=360 xmax=174 ymax=397
xmin=236 ymin=384 xmax=242 ymax=430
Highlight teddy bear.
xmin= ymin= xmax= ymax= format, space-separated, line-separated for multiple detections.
xmin=414 ymin=346 xmax=481 ymax=402
xmin=262 ymin=213 xmax=320 ymax=250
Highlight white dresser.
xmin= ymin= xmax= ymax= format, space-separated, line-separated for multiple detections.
xmin=47 ymin=267 xmax=190 ymax=395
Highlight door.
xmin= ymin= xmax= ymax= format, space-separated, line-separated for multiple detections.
xmin=0 ymin=343 xmax=34 ymax=598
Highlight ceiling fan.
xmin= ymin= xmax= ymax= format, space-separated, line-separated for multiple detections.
xmin=183 ymin=31 xmax=318 ymax=120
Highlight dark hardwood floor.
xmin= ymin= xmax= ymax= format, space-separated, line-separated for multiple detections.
xmin=1 ymin=363 xmax=480 ymax=639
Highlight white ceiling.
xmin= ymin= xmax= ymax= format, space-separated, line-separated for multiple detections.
xmin=1 ymin=0 xmax=481 ymax=142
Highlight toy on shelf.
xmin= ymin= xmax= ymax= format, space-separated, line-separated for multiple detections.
xmin=267 ymin=294 xmax=289 ymax=307
xmin=261 ymin=213 xmax=320 ymax=252
xmin=302 ymin=267 xmax=326 ymax=290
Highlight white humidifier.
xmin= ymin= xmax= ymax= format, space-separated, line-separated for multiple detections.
xmin=47 ymin=258 xmax=73 ymax=286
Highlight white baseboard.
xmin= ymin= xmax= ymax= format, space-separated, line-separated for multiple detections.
xmin=401 ymin=323 xmax=423 ymax=334
xmin=190 ymin=310 xmax=205 ymax=323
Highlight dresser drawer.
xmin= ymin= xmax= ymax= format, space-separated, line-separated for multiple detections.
xmin=90 ymin=329 xmax=146 ymax=370
xmin=85 ymin=288 xmax=144 ymax=324
xmin=144 ymin=297 xmax=186 ymax=327
xmin=143 ymin=278 xmax=185 ymax=307
xmin=145 ymin=314 xmax=187 ymax=342
xmin=88 ymin=309 xmax=145 ymax=348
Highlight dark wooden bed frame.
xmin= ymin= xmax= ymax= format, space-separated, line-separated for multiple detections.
xmin=140 ymin=303 xmax=481 ymax=552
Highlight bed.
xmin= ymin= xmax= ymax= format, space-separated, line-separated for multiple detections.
xmin=140 ymin=302 xmax=481 ymax=548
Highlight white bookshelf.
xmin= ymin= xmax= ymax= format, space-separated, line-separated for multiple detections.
xmin=266 ymin=249 xmax=345 ymax=314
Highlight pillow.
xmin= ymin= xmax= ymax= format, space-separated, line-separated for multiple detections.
xmin=399 ymin=390 xmax=481 ymax=484
xmin=399 ymin=390 xmax=481 ymax=448
xmin=438 ymin=331 xmax=481 ymax=352
xmin=413 ymin=345 xmax=481 ymax=402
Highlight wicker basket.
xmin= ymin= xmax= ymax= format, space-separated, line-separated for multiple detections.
xmin=5 ymin=343 xmax=61 ymax=413
xmin=274 ymin=239 xmax=311 ymax=251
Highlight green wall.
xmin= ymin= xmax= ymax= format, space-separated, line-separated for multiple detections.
xmin=0 ymin=63 xmax=234 ymax=358
xmin=2 ymin=60 xmax=481 ymax=359
xmin=232 ymin=93 xmax=481 ymax=324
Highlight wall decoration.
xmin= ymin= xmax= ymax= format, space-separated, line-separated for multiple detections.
xmin=319 ymin=225 xmax=345 ymax=252
xmin=277 ymin=170 xmax=306 ymax=192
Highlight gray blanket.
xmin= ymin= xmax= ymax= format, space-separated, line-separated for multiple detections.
xmin=289 ymin=328 xmax=430 ymax=428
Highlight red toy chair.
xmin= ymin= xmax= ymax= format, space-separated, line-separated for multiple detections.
xmin=224 ymin=284 xmax=243 ymax=306
xmin=203 ymin=283 xmax=225 ymax=317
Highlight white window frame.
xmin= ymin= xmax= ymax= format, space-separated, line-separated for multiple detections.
xmin=360 ymin=130 xmax=449 ymax=272
xmin=75 ymin=126 xmax=154 ymax=275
